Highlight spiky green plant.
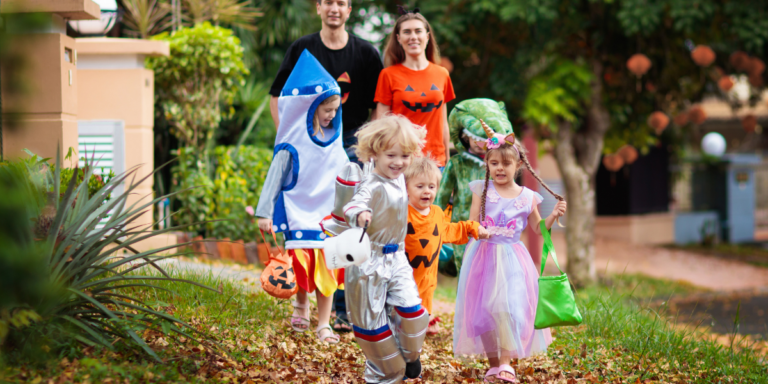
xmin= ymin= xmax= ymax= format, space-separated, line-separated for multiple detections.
xmin=1 ymin=149 xmax=217 ymax=361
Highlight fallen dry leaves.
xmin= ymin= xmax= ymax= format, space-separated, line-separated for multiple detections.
xmin=7 ymin=274 xmax=766 ymax=383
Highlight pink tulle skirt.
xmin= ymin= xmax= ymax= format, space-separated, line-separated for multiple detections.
xmin=453 ymin=238 xmax=552 ymax=359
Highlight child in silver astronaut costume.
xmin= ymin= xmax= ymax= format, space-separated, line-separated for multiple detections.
xmin=322 ymin=115 xmax=430 ymax=384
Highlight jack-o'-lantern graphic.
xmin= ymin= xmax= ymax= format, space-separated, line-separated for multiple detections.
xmin=402 ymin=84 xmax=444 ymax=113
xmin=337 ymin=72 xmax=351 ymax=104
xmin=405 ymin=222 xmax=442 ymax=268
xmin=268 ymin=265 xmax=297 ymax=290
xmin=260 ymin=242 xmax=299 ymax=299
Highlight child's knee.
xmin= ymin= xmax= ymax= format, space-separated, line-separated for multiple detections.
xmin=392 ymin=304 xmax=429 ymax=361
xmin=354 ymin=324 xmax=406 ymax=379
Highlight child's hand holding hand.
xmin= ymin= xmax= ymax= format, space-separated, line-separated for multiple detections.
xmin=549 ymin=200 xmax=567 ymax=220
xmin=357 ymin=211 xmax=372 ymax=228
xmin=477 ymin=225 xmax=490 ymax=239
xmin=258 ymin=218 xmax=273 ymax=233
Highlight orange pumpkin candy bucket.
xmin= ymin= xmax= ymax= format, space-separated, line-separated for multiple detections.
xmin=259 ymin=230 xmax=298 ymax=299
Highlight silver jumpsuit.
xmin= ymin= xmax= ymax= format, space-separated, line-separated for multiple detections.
xmin=343 ymin=172 xmax=429 ymax=384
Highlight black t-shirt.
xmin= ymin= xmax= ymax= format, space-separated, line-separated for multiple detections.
xmin=270 ymin=32 xmax=383 ymax=148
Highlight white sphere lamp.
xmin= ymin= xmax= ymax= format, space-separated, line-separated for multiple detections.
xmin=69 ymin=0 xmax=120 ymax=36
xmin=701 ymin=132 xmax=726 ymax=157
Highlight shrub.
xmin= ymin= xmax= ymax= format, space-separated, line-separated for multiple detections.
xmin=0 ymin=150 xmax=215 ymax=361
xmin=172 ymin=145 xmax=272 ymax=242
xmin=147 ymin=22 xmax=248 ymax=164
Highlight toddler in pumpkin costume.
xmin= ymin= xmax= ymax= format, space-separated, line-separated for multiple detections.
xmin=404 ymin=157 xmax=488 ymax=335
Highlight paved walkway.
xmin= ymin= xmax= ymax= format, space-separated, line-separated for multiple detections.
xmin=156 ymin=258 xmax=263 ymax=292
xmin=547 ymin=232 xmax=768 ymax=292
xmin=152 ymin=233 xmax=768 ymax=315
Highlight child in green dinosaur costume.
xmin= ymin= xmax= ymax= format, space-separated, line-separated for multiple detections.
xmin=435 ymin=99 xmax=514 ymax=275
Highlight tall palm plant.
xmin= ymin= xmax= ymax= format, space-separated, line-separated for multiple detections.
xmin=120 ymin=0 xmax=173 ymax=38
xmin=1 ymin=150 xmax=216 ymax=360
xmin=182 ymin=0 xmax=261 ymax=31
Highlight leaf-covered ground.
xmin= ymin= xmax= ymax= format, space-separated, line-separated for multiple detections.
xmin=4 ymin=270 xmax=767 ymax=383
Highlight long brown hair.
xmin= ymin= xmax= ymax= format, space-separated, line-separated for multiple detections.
xmin=479 ymin=143 xmax=564 ymax=222
xmin=382 ymin=12 xmax=441 ymax=68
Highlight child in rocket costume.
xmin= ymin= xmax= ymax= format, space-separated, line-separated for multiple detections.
xmin=322 ymin=115 xmax=430 ymax=383
xmin=256 ymin=50 xmax=348 ymax=343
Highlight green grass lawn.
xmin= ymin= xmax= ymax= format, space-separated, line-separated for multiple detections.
xmin=3 ymin=270 xmax=766 ymax=383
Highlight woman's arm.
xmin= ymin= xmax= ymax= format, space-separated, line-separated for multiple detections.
xmin=442 ymin=104 xmax=450 ymax=165
xmin=375 ymin=102 xmax=391 ymax=119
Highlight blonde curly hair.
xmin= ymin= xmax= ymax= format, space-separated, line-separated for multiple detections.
xmin=354 ymin=114 xmax=426 ymax=161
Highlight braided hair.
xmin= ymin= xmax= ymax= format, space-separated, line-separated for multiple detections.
xmin=480 ymin=163 xmax=491 ymax=222
xmin=479 ymin=141 xmax=564 ymax=223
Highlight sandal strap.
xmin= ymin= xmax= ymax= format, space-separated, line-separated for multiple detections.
xmin=485 ymin=367 xmax=500 ymax=377
xmin=497 ymin=365 xmax=517 ymax=382
xmin=498 ymin=365 xmax=515 ymax=374
xmin=292 ymin=301 xmax=310 ymax=309
xmin=428 ymin=316 xmax=442 ymax=326
xmin=315 ymin=324 xmax=340 ymax=342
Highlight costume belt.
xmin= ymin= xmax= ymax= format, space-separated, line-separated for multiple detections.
xmin=371 ymin=242 xmax=404 ymax=254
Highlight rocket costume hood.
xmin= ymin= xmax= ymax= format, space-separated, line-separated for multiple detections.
xmin=271 ymin=49 xmax=348 ymax=249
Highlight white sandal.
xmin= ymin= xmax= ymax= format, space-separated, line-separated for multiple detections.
xmin=290 ymin=301 xmax=310 ymax=332
xmin=315 ymin=324 xmax=340 ymax=344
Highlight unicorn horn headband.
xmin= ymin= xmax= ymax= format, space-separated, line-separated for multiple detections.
xmin=476 ymin=119 xmax=518 ymax=155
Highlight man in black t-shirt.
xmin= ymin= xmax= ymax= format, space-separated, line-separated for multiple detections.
xmin=268 ymin=0 xmax=383 ymax=336
xmin=269 ymin=0 xmax=383 ymax=163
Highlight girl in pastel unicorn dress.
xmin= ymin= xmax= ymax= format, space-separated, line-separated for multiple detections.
xmin=453 ymin=121 xmax=567 ymax=383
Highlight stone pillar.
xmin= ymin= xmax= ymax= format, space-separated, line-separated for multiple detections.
xmin=0 ymin=0 xmax=100 ymax=163
xmin=75 ymin=37 xmax=172 ymax=251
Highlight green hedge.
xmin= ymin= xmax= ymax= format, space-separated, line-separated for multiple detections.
xmin=172 ymin=145 xmax=271 ymax=242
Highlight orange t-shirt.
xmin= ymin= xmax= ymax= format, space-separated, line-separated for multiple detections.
xmin=405 ymin=205 xmax=478 ymax=314
xmin=374 ymin=63 xmax=456 ymax=166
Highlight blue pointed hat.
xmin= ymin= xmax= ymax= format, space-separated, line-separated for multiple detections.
xmin=281 ymin=49 xmax=340 ymax=97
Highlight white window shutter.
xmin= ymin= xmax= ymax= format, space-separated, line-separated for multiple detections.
xmin=78 ymin=120 xmax=126 ymax=227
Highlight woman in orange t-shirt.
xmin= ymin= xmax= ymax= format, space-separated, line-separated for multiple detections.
xmin=373 ymin=8 xmax=455 ymax=167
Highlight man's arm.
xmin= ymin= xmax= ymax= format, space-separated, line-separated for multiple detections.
xmin=268 ymin=40 xmax=302 ymax=131
xmin=270 ymin=96 xmax=280 ymax=131
xmin=366 ymin=44 xmax=385 ymax=122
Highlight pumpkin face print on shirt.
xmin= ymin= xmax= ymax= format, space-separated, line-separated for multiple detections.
xmin=337 ymin=72 xmax=351 ymax=104
xmin=405 ymin=221 xmax=442 ymax=269
xmin=374 ymin=63 xmax=456 ymax=166
xmin=402 ymin=83 xmax=444 ymax=113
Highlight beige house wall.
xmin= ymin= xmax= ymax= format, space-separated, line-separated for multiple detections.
xmin=2 ymin=33 xmax=79 ymax=162
xmin=76 ymin=38 xmax=170 ymax=252
xmin=78 ymin=68 xmax=156 ymax=230
xmin=77 ymin=68 xmax=155 ymax=187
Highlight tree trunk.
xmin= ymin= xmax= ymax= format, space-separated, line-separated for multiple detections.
xmin=552 ymin=58 xmax=611 ymax=287
xmin=553 ymin=122 xmax=597 ymax=286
